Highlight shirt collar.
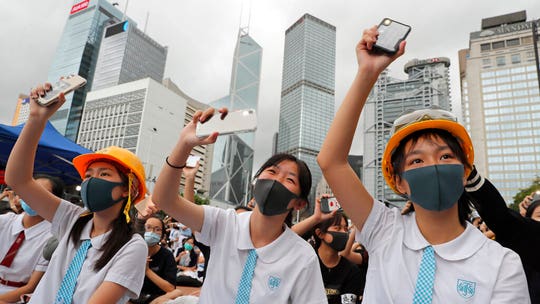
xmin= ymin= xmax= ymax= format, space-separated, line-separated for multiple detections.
xmin=13 ymin=214 xmax=50 ymax=240
xmin=80 ymin=217 xmax=113 ymax=250
xmin=236 ymin=211 xmax=293 ymax=263
xmin=403 ymin=213 xmax=487 ymax=261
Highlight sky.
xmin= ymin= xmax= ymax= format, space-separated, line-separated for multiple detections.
xmin=1 ymin=0 xmax=540 ymax=170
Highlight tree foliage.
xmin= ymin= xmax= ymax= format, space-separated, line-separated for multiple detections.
xmin=509 ymin=176 xmax=540 ymax=211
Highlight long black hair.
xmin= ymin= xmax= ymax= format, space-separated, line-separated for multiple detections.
xmin=69 ymin=163 xmax=135 ymax=271
xmin=253 ymin=153 xmax=312 ymax=226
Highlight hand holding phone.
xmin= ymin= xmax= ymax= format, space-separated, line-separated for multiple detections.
xmin=196 ymin=109 xmax=257 ymax=138
xmin=37 ymin=75 xmax=87 ymax=106
xmin=374 ymin=18 xmax=411 ymax=54
xmin=186 ymin=155 xmax=201 ymax=168
xmin=320 ymin=197 xmax=342 ymax=213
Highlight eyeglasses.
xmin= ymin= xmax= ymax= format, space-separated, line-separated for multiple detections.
xmin=145 ymin=225 xmax=163 ymax=233
xmin=392 ymin=107 xmax=458 ymax=134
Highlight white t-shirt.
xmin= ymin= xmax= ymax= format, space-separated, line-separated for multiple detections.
xmin=0 ymin=213 xmax=51 ymax=293
xmin=196 ymin=206 xmax=327 ymax=304
xmin=358 ymin=200 xmax=530 ymax=303
xmin=29 ymin=200 xmax=147 ymax=304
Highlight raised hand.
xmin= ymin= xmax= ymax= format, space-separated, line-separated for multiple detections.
xmin=356 ymin=26 xmax=406 ymax=75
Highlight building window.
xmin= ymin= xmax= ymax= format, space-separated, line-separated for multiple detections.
xmin=480 ymin=43 xmax=491 ymax=52
xmin=522 ymin=36 xmax=533 ymax=45
xmin=511 ymin=54 xmax=521 ymax=64
xmin=496 ymin=56 xmax=506 ymax=66
xmin=482 ymin=58 xmax=491 ymax=65
xmin=492 ymin=41 xmax=505 ymax=49
xmin=506 ymin=38 xmax=520 ymax=47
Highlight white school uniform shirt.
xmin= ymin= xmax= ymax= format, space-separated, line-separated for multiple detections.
xmin=0 ymin=213 xmax=51 ymax=293
xmin=357 ymin=200 xmax=530 ymax=304
xmin=196 ymin=206 xmax=327 ymax=304
xmin=29 ymin=200 xmax=147 ymax=304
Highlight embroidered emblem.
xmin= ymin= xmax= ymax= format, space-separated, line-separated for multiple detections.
xmin=457 ymin=279 xmax=476 ymax=299
xmin=267 ymin=275 xmax=281 ymax=291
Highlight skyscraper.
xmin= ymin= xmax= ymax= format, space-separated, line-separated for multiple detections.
xmin=92 ymin=20 xmax=167 ymax=90
xmin=47 ymin=0 xmax=125 ymax=141
xmin=209 ymin=28 xmax=262 ymax=205
xmin=363 ymin=57 xmax=451 ymax=206
xmin=459 ymin=10 xmax=540 ymax=204
xmin=277 ymin=14 xmax=336 ymax=204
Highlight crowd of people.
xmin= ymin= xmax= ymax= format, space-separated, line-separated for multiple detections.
xmin=1 ymin=25 xmax=539 ymax=304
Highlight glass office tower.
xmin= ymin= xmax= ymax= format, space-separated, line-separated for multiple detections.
xmin=277 ymin=14 xmax=336 ymax=205
xmin=47 ymin=0 xmax=125 ymax=141
xmin=209 ymin=28 xmax=262 ymax=205
xmin=363 ymin=57 xmax=452 ymax=206
xmin=460 ymin=10 xmax=540 ymax=204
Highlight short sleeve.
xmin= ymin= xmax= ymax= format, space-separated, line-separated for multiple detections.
xmin=196 ymin=206 xmax=232 ymax=247
xmin=357 ymin=200 xmax=398 ymax=252
xmin=490 ymin=250 xmax=531 ymax=304
xmin=51 ymin=200 xmax=85 ymax=239
xmin=290 ymin=255 xmax=328 ymax=303
xmin=103 ymin=234 xmax=148 ymax=298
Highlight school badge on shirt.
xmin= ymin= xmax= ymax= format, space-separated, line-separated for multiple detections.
xmin=267 ymin=275 xmax=281 ymax=291
xmin=456 ymin=279 xmax=476 ymax=299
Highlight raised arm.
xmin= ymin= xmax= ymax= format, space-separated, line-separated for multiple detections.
xmin=182 ymin=160 xmax=200 ymax=203
xmin=5 ymin=85 xmax=64 ymax=222
xmin=317 ymin=27 xmax=405 ymax=231
xmin=291 ymin=195 xmax=337 ymax=236
xmin=152 ymin=108 xmax=223 ymax=232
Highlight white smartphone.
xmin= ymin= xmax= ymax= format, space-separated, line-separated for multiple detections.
xmin=37 ymin=75 xmax=87 ymax=106
xmin=186 ymin=155 xmax=201 ymax=168
xmin=196 ymin=109 xmax=257 ymax=138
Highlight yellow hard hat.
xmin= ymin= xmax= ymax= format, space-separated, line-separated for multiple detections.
xmin=382 ymin=107 xmax=474 ymax=194
xmin=73 ymin=146 xmax=146 ymax=203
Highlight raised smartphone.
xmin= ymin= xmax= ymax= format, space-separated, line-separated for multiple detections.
xmin=186 ymin=155 xmax=201 ymax=168
xmin=196 ymin=109 xmax=257 ymax=138
xmin=374 ymin=18 xmax=411 ymax=54
xmin=37 ymin=75 xmax=87 ymax=106
xmin=320 ymin=197 xmax=342 ymax=213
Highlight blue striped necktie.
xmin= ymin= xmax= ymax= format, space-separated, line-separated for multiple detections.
xmin=235 ymin=249 xmax=258 ymax=304
xmin=55 ymin=239 xmax=92 ymax=304
xmin=412 ymin=245 xmax=436 ymax=304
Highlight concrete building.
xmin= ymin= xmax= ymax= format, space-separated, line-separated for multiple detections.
xmin=363 ymin=57 xmax=451 ymax=206
xmin=459 ymin=10 xmax=540 ymax=203
xmin=92 ymin=20 xmax=167 ymax=90
xmin=77 ymin=78 xmax=187 ymax=194
xmin=277 ymin=14 xmax=336 ymax=205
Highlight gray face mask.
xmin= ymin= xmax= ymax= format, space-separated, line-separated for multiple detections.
xmin=253 ymin=179 xmax=299 ymax=216
xmin=80 ymin=177 xmax=125 ymax=212
xmin=402 ymin=164 xmax=464 ymax=211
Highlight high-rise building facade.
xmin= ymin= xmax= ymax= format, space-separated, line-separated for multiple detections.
xmin=92 ymin=20 xmax=167 ymax=90
xmin=460 ymin=10 xmax=540 ymax=204
xmin=209 ymin=28 xmax=262 ymax=205
xmin=77 ymin=78 xmax=187 ymax=193
xmin=364 ymin=57 xmax=451 ymax=206
xmin=47 ymin=0 xmax=125 ymax=141
xmin=277 ymin=14 xmax=336 ymax=205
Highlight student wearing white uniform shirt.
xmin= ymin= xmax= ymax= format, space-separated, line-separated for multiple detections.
xmin=5 ymin=86 xmax=148 ymax=304
xmin=0 ymin=175 xmax=62 ymax=303
xmin=318 ymin=26 xmax=529 ymax=303
xmin=151 ymin=108 xmax=327 ymax=303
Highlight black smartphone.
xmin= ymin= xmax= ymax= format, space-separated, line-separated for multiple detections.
xmin=320 ymin=197 xmax=342 ymax=213
xmin=374 ymin=18 xmax=411 ymax=54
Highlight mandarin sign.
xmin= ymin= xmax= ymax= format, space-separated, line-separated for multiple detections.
xmin=70 ymin=0 xmax=89 ymax=15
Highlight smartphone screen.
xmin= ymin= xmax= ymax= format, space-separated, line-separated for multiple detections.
xmin=374 ymin=18 xmax=411 ymax=54
xmin=186 ymin=155 xmax=201 ymax=168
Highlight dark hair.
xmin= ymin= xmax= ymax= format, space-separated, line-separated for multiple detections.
xmin=526 ymin=201 xmax=540 ymax=218
xmin=312 ymin=212 xmax=348 ymax=249
xmin=34 ymin=174 xmax=65 ymax=198
xmin=145 ymin=215 xmax=167 ymax=241
xmin=234 ymin=205 xmax=253 ymax=212
xmin=69 ymin=164 xmax=134 ymax=271
xmin=391 ymin=129 xmax=471 ymax=226
xmin=254 ymin=153 xmax=312 ymax=203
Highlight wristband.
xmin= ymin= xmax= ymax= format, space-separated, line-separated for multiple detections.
xmin=166 ymin=156 xmax=186 ymax=169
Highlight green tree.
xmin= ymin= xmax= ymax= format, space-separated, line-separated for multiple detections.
xmin=509 ymin=176 xmax=540 ymax=211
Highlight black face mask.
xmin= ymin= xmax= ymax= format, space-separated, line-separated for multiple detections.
xmin=324 ymin=231 xmax=349 ymax=252
xmin=253 ymin=179 xmax=299 ymax=216
xmin=80 ymin=177 xmax=125 ymax=212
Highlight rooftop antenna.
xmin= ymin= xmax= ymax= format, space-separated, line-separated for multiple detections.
xmin=238 ymin=0 xmax=252 ymax=35
xmin=122 ymin=0 xmax=129 ymax=21
xmin=144 ymin=11 xmax=150 ymax=33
